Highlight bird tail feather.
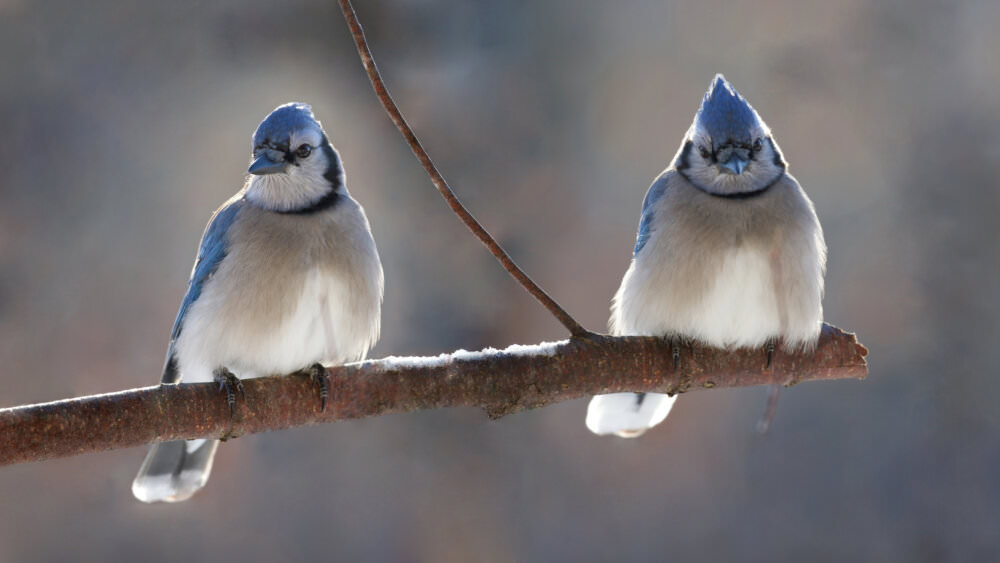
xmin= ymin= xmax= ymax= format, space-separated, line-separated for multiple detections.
xmin=132 ymin=439 xmax=220 ymax=503
xmin=586 ymin=392 xmax=675 ymax=438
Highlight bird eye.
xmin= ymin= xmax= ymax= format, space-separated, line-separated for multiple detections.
xmin=295 ymin=144 xmax=312 ymax=159
xmin=698 ymin=145 xmax=710 ymax=159
xmin=752 ymin=138 xmax=763 ymax=151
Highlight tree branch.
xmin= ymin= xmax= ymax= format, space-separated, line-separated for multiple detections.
xmin=0 ymin=323 xmax=866 ymax=467
xmin=336 ymin=0 xmax=589 ymax=337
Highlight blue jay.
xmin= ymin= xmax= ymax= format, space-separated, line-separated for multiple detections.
xmin=586 ymin=75 xmax=826 ymax=437
xmin=132 ymin=103 xmax=384 ymax=502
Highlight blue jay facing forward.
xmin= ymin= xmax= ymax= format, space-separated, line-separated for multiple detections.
xmin=132 ymin=103 xmax=383 ymax=502
xmin=586 ymin=75 xmax=826 ymax=437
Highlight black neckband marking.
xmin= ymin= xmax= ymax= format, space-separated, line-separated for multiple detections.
xmin=675 ymin=139 xmax=784 ymax=201
xmin=279 ymin=189 xmax=341 ymax=215
xmin=706 ymin=181 xmax=776 ymax=200
xmin=682 ymin=173 xmax=781 ymax=200
xmin=278 ymin=140 xmax=344 ymax=215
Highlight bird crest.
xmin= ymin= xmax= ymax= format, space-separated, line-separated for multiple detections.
xmin=252 ymin=102 xmax=319 ymax=148
xmin=694 ymin=74 xmax=763 ymax=145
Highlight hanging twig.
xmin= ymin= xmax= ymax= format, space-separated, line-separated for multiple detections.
xmin=0 ymin=324 xmax=867 ymax=466
xmin=336 ymin=0 xmax=589 ymax=337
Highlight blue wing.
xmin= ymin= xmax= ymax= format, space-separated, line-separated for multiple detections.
xmin=161 ymin=195 xmax=245 ymax=383
xmin=633 ymin=173 xmax=671 ymax=255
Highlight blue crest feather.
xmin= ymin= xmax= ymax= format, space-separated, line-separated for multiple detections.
xmin=252 ymin=103 xmax=318 ymax=147
xmin=695 ymin=75 xmax=762 ymax=144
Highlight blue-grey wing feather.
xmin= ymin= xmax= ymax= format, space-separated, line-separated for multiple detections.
xmin=633 ymin=173 xmax=671 ymax=255
xmin=161 ymin=196 xmax=245 ymax=383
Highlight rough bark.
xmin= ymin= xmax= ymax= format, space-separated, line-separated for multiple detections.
xmin=0 ymin=324 xmax=866 ymax=466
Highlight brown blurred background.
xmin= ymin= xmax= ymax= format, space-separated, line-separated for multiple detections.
xmin=1 ymin=0 xmax=998 ymax=561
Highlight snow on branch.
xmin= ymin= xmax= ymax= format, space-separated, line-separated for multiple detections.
xmin=0 ymin=323 xmax=866 ymax=467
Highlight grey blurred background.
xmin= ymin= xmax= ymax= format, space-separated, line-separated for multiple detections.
xmin=1 ymin=0 xmax=997 ymax=561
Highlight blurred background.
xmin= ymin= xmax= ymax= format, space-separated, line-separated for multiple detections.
xmin=1 ymin=0 xmax=998 ymax=561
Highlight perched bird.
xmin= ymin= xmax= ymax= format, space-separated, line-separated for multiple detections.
xmin=586 ymin=75 xmax=826 ymax=437
xmin=132 ymin=103 xmax=384 ymax=502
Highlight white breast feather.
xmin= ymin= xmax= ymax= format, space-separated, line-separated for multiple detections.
xmin=614 ymin=244 xmax=821 ymax=350
xmin=175 ymin=265 xmax=379 ymax=383
xmin=681 ymin=246 xmax=781 ymax=347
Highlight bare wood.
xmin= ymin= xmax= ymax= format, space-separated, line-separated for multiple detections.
xmin=0 ymin=324 xmax=866 ymax=467
xmin=336 ymin=0 xmax=589 ymax=337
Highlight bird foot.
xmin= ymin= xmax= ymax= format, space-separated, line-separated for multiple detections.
xmin=305 ymin=363 xmax=330 ymax=413
xmin=765 ymin=338 xmax=776 ymax=369
xmin=213 ymin=367 xmax=245 ymax=420
xmin=665 ymin=335 xmax=692 ymax=371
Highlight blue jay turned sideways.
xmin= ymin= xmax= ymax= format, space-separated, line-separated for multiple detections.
xmin=132 ymin=103 xmax=384 ymax=502
xmin=586 ymin=75 xmax=826 ymax=438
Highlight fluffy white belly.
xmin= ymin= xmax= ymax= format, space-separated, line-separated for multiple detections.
xmin=175 ymin=269 xmax=361 ymax=383
xmin=618 ymin=245 xmax=781 ymax=348
xmin=689 ymin=247 xmax=781 ymax=347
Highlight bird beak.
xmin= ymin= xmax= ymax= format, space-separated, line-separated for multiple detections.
xmin=719 ymin=157 xmax=749 ymax=175
xmin=248 ymin=152 xmax=288 ymax=175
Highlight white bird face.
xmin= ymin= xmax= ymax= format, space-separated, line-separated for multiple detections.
xmin=245 ymin=104 xmax=344 ymax=213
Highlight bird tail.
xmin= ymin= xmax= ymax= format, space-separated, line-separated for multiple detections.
xmin=586 ymin=392 xmax=676 ymax=438
xmin=131 ymin=439 xmax=220 ymax=503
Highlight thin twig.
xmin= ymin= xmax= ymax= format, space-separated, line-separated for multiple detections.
xmin=0 ymin=324 xmax=867 ymax=466
xmin=336 ymin=0 xmax=589 ymax=337
xmin=755 ymin=384 xmax=782 ymax=434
